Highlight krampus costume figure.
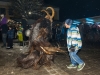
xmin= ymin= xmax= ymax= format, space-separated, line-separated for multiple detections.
xmin=17 ymin=7 xmax=65 ymax=69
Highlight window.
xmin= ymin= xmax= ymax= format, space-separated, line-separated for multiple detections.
xmin=0 ymin=8 xmax=6 ymax=14
xmin=8 ymin=8 xmax=14 ymax=15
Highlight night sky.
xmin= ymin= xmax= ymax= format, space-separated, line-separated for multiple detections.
xmin=44 ymin=0 xmax=100 ymax=21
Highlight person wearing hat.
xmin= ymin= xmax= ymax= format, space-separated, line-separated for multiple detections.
xmin=65 ymin=19 xmax=85 ymax=71
xmin=21 ymin=15 xmax=28 ymax=41
xmin=16 ymin=22 xmax=23 ymax=46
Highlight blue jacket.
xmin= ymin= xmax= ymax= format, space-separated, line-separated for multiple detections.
xmin=7 ymin=29 xmax=14 ymax=39
xmin=67 ymin=25 xmax=82 ymax=51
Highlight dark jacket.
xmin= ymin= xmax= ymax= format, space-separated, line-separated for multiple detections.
xmin=1 ymin=24 xmax=8 ymax=34
xmin=7 ymin=29 xmax=14 ymax=39
xmin=21 ymin=18 xmax=27 ymax=30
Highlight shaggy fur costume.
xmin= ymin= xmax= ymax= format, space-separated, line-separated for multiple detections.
xmin=17 ymin=17 xmax=65 ymax=69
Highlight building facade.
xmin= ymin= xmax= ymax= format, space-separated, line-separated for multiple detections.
xmin=0 ymin=1 xmax=59 ymax=20
xmin=0 ymin=1 xmax=12 ymax=18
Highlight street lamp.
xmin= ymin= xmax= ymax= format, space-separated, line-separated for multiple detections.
xmin=28 ymin=11 xmax=32 ymax=15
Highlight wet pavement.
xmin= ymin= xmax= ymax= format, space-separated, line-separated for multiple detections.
xmin=55 ymin=42 xmax=100 ymax=75
xmin=0 ymin=41 xmax=100 ymax=75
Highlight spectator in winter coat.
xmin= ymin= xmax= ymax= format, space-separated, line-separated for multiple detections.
xmin=65 ymin=19 xmax=85 ymax=71
xmin=0 ymin=14 xmax=8 ymax=48
xmin=6 ymin=26 xmax=14 ymax=49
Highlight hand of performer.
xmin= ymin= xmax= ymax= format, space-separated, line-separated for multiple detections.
xmin=69 ymin=45 xmax=75 ymax=52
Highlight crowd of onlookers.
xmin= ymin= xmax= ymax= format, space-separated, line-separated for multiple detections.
xmin=0 ymin=14 xmax=29 ymax=49
xmin=1 ymin=13 xmax=100 ymax=50
xmin=78 ymin=23 xmax=100 ymax=42
xmin=51 ymin=22 xmax=100 ymax=43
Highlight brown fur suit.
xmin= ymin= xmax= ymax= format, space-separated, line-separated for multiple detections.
xmin=17 ymin=16 xmax=65 ymax=69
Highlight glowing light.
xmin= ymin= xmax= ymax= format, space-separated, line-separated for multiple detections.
xmin=73 ymin=22 xmax=77 ymax=24
xmin=73 ymin=20 xmax=80 ymax=25
xmin=86 ymin=21 xmax=94 ymax=24
xmin=86 ymin=18 xmax=94 ymax=21
xmin=28 ymin=12 xmax=32 ymax=15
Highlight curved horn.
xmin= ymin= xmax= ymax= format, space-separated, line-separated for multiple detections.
xmin=41 ymin=10 xmax=50 ymax=17
xmin=46 ymin=7 xmax=55 ymax=18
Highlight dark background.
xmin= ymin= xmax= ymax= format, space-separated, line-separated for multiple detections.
xmin=44 ymin=0 xmax=100 ymax=21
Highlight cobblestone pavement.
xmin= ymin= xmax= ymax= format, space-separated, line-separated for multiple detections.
xmin=55 ymin=42 xmax=100 ymax=75
xmin=0 ymin=43 xmax=69 ymax=75
xmin=0 ymin=42 xmax=100 ymax=75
